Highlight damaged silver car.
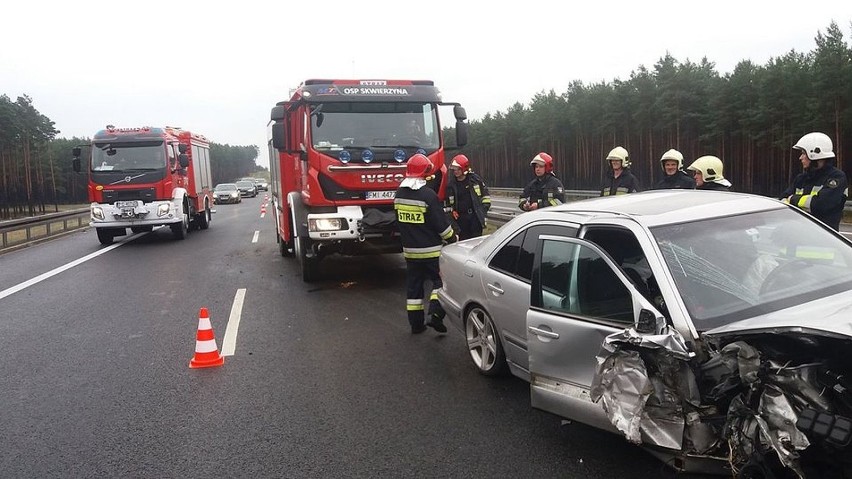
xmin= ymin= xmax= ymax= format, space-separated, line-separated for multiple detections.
xmin=438 ymin=190 xmax=852 ymax=477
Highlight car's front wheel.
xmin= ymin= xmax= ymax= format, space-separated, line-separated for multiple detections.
xmin=464 ymin=306 xmax=506 ymax=376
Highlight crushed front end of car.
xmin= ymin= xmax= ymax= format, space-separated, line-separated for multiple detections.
xmin=591 ymin=326 xmax=852 ymax=478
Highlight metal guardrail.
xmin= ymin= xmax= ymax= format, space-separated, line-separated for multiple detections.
xmin=0 ymin=208 xmax=90 ymax=254
xmin=486 ymin=188 xmax=598 ymax=227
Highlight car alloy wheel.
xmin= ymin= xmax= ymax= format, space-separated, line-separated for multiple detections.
xmin=464 ymin=306 xmax=505 ymax=376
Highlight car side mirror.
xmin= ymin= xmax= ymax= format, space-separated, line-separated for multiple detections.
xmin=178 ymin=144 xmax=188 ymax=154
xmin=178 ymin=153 xmax=189 ymax=168
xmin=72 ymin=158 xmax=81 ymax=173
xmin=636 ymin=308 xmax=665 ymax=334
xmin=72 ymin=147 xmax=81 ymax=157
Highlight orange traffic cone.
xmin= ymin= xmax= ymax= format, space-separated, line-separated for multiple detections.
xmin=260 ymin=204 xmax=267 ymax=214
xmin=189 ymin=307 xmax=224 ymax=369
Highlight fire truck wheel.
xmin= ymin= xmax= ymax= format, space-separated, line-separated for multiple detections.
xmin=96 ymin=229 xmax=114 ymax=245
xmin=296 ymin=236 xmax=320 ymax=282
xmin=171 ymin=207 xmax=189 ymax=240
xmin=279 ymin=234 xmax=295 ymax=257
xmin=196 ymin=207 xmax=211 ymax=230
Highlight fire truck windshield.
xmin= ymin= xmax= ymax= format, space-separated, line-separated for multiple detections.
xmin=310 ymin=102 xmax=439 ymax=151
xmin=92 ymin=141 xmax=167 ymax=172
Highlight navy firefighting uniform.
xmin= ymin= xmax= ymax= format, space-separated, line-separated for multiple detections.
xmin=519 ymin=174 xmax=565 ymax=210
xmin=394 ymin=184 xmax=456 ymax=330
xmin=781 ymin=164 xmax=848 ymax=231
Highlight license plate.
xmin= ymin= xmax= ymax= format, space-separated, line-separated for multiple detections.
xmin=116 ymin=201 xmax=138 ymax=208
xmin=366 ymin=190 xmax=395 ymax=200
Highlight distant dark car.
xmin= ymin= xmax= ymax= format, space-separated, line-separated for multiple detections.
xmin=235 ymin=180 xmax=257 ymax=198
xmin=213 ymin=183 xmax=241 ymax=204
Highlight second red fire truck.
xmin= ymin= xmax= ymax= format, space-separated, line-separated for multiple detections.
xmin=268 ymin=79 xmax=468 ymax=281
xmin=72 ymin=126 xmax=214 ymax=245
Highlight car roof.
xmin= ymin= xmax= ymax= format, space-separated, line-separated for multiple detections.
xmin=545 ymin=190 xmax=786 ymax=227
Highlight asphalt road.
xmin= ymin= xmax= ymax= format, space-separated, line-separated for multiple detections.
xmin=0 ymin=196 xmax=714 ymax=478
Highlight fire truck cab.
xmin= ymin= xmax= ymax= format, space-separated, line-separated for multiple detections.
xmin=268 ymin=79 xmax=468 ymax=281
xmin=72 ymin=126 xmax=214 ymax=245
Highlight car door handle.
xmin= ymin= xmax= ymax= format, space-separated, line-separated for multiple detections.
xmin=486 ymin=283 xmax=504 ymax=295
xmin=528 ymin=326 xmax=559 ymax=339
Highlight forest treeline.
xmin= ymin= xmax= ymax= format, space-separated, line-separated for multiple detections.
xmin=455 ymin=21 xmax=852 ymax=196
xmin=0 ymin=94 xmax=262 ymax=219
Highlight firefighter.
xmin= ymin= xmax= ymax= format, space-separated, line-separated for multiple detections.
xmin=687 ymin=155 xmax=732 ymax=191
xmin=601 ymin=146 xmax=641 ymax=196
xmin=394 ymin=154 xmax=458 ymax=334
xmin=445 ymin=154 xmax=491 ymax=240
xmin=652 ymin=148 xmax=695 ymax=190
xmin=782 ymin=132 xmax=848 ymax=231
xmin=519 ymin=152 xmax=565 ymax=211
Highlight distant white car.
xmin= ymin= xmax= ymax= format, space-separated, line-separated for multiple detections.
xmin=439 ymin=190 xmax=852 ymax=477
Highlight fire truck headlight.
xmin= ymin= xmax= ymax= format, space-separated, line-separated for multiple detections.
xmin=157 ymin=203 xmax=171 ymax=217
xmin=92 ymin=206 xmax=104 ymax=220
xmin=309 ymin=218 xmax=344 ymax=231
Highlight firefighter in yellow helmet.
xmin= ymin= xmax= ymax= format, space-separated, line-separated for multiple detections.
xmin=687 ymin=155 xmax=732 ymax=191
xmin=394 ymin=154 xmax=458 ymax=334
xmin=652 ymin=149 xmax=695 ymax=190
xmin=601 ymin=146 xmax=641 ymax=196
xmin=781 ymin=132 xmax=848 ymax=231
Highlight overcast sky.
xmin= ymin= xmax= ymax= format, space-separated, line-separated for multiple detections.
xmin=2 ymin=1 xmax=851 ymax=168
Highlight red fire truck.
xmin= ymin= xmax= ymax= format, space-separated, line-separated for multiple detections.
xmin=268 ymin=79 xmax=469 ymax=281
xmin=72 ymin=126 xmax=214 ymax=245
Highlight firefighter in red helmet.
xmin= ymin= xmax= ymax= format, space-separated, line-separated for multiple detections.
xmin=394 ymin=154 xmax=458 ymax=334
xmin=445 ymin=154 xmax=491 ymax=240
xmin=519 ymin=152 xmax=564 ymax=211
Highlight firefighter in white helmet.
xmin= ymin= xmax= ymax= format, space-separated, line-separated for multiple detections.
xmin=652 ymin=148 xmax=695 ymax=190
xmin=601 ymin=146 xmax=641 ymax=196
xmin=687 ymin=155 xmax=732 ymax=191
xmin=519 ymin=152 xmax=565 ymax=211
xmin=394 ymin=154 xmax=458 ymax=334
xmin=781 ymin=132 xmax=848 ymax=231
xmin=445 ymin=154 xmax=491 ymax=239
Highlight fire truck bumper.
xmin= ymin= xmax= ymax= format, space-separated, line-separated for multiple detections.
xmin=89 ymin=200 xmax=182 ymax=228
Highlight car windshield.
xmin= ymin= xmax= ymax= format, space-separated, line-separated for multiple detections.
xmin=215 ymin=184 xmax=237 ymax=192
xmin=92 ymin=141 xmax=166 ymax=171
xmin=235 ymin=181 xmax=254 ymax=188
xmin=651 ymin=208 xmax=852 ymax=330
xmin=310 ymin=102 xmax=439 ymax=151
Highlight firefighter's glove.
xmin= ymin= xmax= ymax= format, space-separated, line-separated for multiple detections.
xmin=452 ymin=211 xmax=459 ymax=220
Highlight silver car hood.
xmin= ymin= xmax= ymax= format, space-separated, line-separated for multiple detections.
xmin=703 ymin=290 xmax=852 ymax=339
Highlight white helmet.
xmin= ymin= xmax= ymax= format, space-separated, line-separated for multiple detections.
xmin=606 ymin=146 xmax=630 ymax=168
xmin=687 ymin=155 xmax=725 ymax=182
xmin=659 ymin=149 xmax=684 ymax=170
xmin=793 ymin=132 xmax=835 ymax=161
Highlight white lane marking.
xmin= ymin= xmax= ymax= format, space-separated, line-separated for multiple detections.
xmin=0 ymin=231 xmax=144 ymax=301
xmin=221 ymin=288 xmax=246 ymax=357
xmin=252 ymin=231 xmax=260 ymax=243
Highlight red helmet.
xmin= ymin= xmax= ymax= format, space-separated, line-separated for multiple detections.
xmin=530 ymin=152 xmax=553 ymax=173
xmin=405 ymin=153 xmax=433 ymax=178
xmin=450 ymin=154 xmax=470 ymax=172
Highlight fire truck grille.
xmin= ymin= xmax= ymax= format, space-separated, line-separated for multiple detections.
xmin=102 ymin=188 xmax=157 ymax=203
